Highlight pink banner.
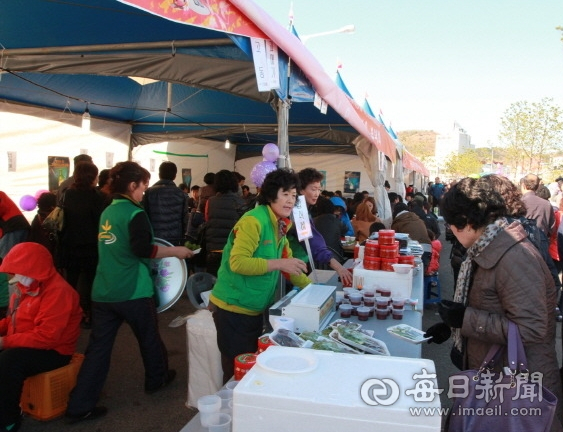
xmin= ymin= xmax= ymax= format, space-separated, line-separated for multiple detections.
xmin=403 ymin=150 xmax=429 ymax=177
xmin=229 ymin=0 xmax=397 ymax=162
xmin=118 ymin=0 xmax=268 ymax=38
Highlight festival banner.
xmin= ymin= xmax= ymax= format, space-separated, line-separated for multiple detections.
xmin=118 ymin=0 xmax=268 ymax=38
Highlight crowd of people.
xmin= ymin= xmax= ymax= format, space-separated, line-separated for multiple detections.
xmin=3 ymin=159 xmax=563 ymax=430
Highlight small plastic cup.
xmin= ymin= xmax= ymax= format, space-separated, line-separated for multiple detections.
xmin=357 ymin=306 xmax=370 ymax=321
xmin=349 ymin=292 xmax=362 ymax=306
xmin=363 ymin=296 xmax=375 ymax=307
xmin=198 ymin=394 xmax=222 ymax=427
xmin=376 ymin=308 xmax=388 ymax=320
xmin=379 ymin=288 xmax=391 ymax=297
xmin=339 ymin=303 xmax=353 ymax=318
xmin=207 ymin=412 xmax=232 ymax=432
xmin=376 ymin=296 xmax=389 ymax=308
xmin=363 ymin=287 xmax=375 ymax=298
xmin=392 ymin=297 xmax=406 ymax=310
xmin=215 ymin=388 xmax=233 ymax=410
xmin=225 ymin=380 xmax=239 ymax=390
xmin=392 ymin=307 xmax=404 ymax=320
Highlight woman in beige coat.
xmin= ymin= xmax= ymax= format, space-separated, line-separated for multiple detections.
xmin=425 ymin=177 xmax=563 ymax=431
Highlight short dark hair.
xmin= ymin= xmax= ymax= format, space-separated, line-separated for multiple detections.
xmin=191 ymin=185 xmax=200 ymax=192
xmin=203 ymin=172 xmax=215 ymax=185
xmin=98 ymin=169 xmax=110 ymax=188
xmin=158 ymin=161 xmax=177 ymax=181
xmin=233 ymin=171 xmax=245 ymax=182
xmin=257 ymin=168 xmax=299 ymax=205
xmin=393 ymin=202 xmax=409 ymax=219
xmin=74 ymin=154 xmax=92 ymax=164
xmin=315 ymin=196 xmax=335 ymax=216
xmin=213 ymin=169 xmax=239 ymax=194
xmin=298 ymin=168 xmax=323 ymax=190
xmin=369 ymin=222 xmax=386 ymax=234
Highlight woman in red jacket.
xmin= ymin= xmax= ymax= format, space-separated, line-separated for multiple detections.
xmin=0 ymin=242 xmax=82 ymax=432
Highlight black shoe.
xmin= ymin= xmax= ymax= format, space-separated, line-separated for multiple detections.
xmin=65 ymin=406 xmax=108 ymax=424
xmin=145 ymin=369 xmax=176 ymax=394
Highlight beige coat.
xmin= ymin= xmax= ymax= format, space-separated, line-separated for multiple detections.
xmin=461 ymin=221 xmax=563 ymax=430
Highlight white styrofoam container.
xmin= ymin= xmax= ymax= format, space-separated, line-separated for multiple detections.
xmin=353 ymin=265 xmax=413 ymax=298
xmin=281 ymin=284 xmax=337 ymax=333
xmin=233 ymin=346 xmax=441 ymax=432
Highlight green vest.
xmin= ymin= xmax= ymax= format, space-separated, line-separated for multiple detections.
xmin=211 ymin=205 xmax=285 ymax=313
xmin=92 ymin=197 xmax=154 ymax=302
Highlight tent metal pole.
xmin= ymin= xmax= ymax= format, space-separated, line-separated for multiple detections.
xmin=1 ymin=39 xmax=234 ymax=56
xmin=276 ymin=98 xmax=289 ymax=168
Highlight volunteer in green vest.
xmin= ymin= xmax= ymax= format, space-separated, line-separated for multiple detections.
xmin=209 ymin=168 xmax=311 ymax=383
xmin=66 ymin=161 xmax=195 ymax=424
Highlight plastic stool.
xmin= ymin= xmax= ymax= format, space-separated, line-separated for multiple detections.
xmin=20 ymin=353 xmax=84 ymax=420
xmin=423 ymin=274 xmax=442 ymax=305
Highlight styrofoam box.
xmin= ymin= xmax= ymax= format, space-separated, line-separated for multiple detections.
xmin=233 ymin=346 xmax=440 ymax=432
xmin=353 ymin=264 xmax=413 ymax=299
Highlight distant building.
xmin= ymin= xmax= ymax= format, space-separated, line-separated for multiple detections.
xmin=434 ymin=122 xmax=474 ymax=175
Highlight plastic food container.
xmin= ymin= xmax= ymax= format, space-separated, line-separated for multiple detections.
xmin=234 ymin=353 xmax=257 ymax=381
xmin=380 ymin=258 xmax=399 ymax=272
xmin=378 ymin=229 xmax=396 ymax=245
xmin=363 ymin=256 xmax=381 ymax=270
xmin=257 ymin=335 xmax=275 ymax=353
xmin=398 ymin=255 xmax=415 ymax=265
xmin=379 ymin=244 xmax=398 ymax=259
xmin=364 ymin=240 xmax=380 ymax=257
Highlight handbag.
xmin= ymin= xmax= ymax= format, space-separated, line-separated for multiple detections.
xmin=446 ymin=321 xmax=557 ymax=432
xmin=42 ymin=205 xmax=64 ymax=232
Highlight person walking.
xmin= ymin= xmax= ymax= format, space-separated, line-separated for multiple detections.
xmin=65 ymin=161 xmax=195 ymax=424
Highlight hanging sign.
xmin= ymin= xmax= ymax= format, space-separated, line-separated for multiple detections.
xmin=251 ymin=38 xmax=280 ymax=92
xmin=292 ymin=195 xmax=313 ymax=241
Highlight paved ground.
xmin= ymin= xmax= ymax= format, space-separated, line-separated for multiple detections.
xmin=19 ymin=220 xmax=562 ymax=431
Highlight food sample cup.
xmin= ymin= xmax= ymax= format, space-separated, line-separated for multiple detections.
xmin=357 ymin=306 xmax=370 ymax=321
xmin=339 ymin=303 xmax=353 ymax=318
xmin=379 ymin=288 xmax=391 ymax=297
xmin=198 ymin=395 xmax=222 ymax=427
xmin=349 ymin=292 xmax=362 ymax=306
xmin=392 ymin=307 xmax=404 ymax=320
xmin=225 ymin=380 xmax=239 ymax=390
xmin=363 ymin=287 xmax=375 ymax=297
xmin=363 ymin=296 xmax=375 ymax=308
xmin=376 ymin=296 xmax=389 ymax=308
xmin=376 ymin=308 xmax=388 ymax=320
xmin=207 ymin=413 xmax=232 ymax=432
xmin=215 ymin=389 xmax=233 ymax=410
xmin=392 ymin=297 xmax=406 ymax=310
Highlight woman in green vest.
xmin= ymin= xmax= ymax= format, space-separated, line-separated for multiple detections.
xmin=66 ymin=161 xmax=195 ymax=424
xmin=209 ymin=168 xmax=311 ymax=383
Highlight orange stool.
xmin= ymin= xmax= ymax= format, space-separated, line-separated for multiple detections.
xmin=20 ymin=353 xmax=84 ymax=420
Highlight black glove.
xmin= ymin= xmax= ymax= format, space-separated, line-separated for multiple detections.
xmin=424 ymin=323 xmax=451 ymax=344
xmin=438 ymin=300 xmax=466 ymax=328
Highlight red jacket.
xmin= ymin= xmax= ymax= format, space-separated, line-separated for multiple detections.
xmin=0 ymin=242 xmax=82 ymax=355
xmin=425 ymin=239 xmax=442 ymax=275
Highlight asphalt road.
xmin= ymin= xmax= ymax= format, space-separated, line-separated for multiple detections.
xmin=19 ymin=221 xmax=562 ymax=431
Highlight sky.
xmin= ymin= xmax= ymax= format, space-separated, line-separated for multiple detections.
xmin=252 ymin=0 xmax=563 ymax=148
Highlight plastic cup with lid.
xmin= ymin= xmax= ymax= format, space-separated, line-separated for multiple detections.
xmin=198 ymin=394 xmax=222 ymax=427
xmin=339 ymin=303 xmax=353 ymax=318
xmin=215 ymin=388 xmax=233 ymax=410
xmin=207 ymin=412 xmax=232 ymax=432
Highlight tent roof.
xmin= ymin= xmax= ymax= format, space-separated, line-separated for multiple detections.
xmin=0 ymin=0 xmax=431 ymax=171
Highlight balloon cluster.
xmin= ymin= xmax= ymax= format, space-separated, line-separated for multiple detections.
xmin=250 ymin=143 xmax=279 ymax=187
xmin=19 ymin=189 xmax=51 ymax=211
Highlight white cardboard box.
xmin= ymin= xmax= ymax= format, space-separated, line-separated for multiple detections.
xmin=233 ymin=346 xmax=441 ymax=432
xmin=353 ymin=265 xmax=413 ymax=298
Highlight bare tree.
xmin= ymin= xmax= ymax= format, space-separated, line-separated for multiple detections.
xmin=499 ymin=98 xmax=563 ymax=178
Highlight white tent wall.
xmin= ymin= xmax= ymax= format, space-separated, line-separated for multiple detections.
xmin=235 ymin=153 xmax=378 ymax=197
xmin=0 ymin=109 xmax=130 ymax=221
xmin=131 ymin=139 xmax=236 ymax=188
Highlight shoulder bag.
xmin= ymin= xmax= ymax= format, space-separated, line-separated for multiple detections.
xmin=42 ymin=192 xmax=65 ymax=232
xmin=446 ymin=321 xmax=557 ymax=432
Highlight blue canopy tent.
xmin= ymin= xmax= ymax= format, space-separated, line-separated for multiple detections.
xmin=0 ymin=0 xmax=365 ymax=161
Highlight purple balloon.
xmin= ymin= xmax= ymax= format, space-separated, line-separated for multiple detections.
xmin=262 ymin=143 xmax=280 ymax=163
xmin=19 ymin=195 xmax=37 ymax=211
xmin=250 ymin=161 xmax=277 ymax=187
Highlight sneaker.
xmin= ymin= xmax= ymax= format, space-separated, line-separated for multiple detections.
xmin=145 ymin=369 xmax=176 ymax=394
xmin=65 ymin=406 xmax=108 ymax=424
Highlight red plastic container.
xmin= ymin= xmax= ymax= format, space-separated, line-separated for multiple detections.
xmin=380 ymin=257 xmax=399 ymax=271
xmin=234 ymin=353 xmax=256 ymax=381
xmin=398 ymin=255 xmax=415 ymax=265
xmin=379 ymin=244 xmax=398 ymax=259
xmin=364 ymin=240 xmax=379 ymax=257
xmin=257 ymin=335 xmax=275 ymax=354
xmin=363 ymin=256 xmax=381 ymax=270
xmin=378 ymin=229 xmax=395 ymax=245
